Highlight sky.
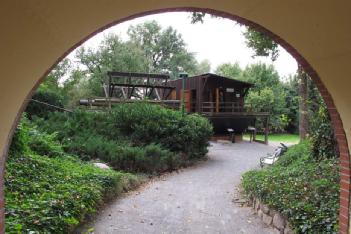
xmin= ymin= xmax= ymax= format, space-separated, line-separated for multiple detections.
xmin=68 ymin=12 xmax=298 ymax=79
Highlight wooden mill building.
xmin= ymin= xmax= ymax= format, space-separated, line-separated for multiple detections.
xmin=166 ymin=73 xmax=269 ymax=142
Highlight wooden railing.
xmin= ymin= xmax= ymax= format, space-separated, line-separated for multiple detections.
xmin=201 ymin=102 xmax=252 ymax=114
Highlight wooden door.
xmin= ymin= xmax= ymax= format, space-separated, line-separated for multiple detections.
xmin=170 ymin=90 xmax=176 ymax=100
xmin=181 ymin=90 xmax=191 ymax=112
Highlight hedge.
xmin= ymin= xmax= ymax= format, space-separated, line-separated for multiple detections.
xmin=242 ymin=141 xmax=339 ymax=233
xmin=35 ymin=103 xmax=213 ymax=173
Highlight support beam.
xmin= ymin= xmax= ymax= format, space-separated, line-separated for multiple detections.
xmin=215 ymin=88 xmax=219 ymax=113
xmin=264 ymin=116 xmax=269 ymax=144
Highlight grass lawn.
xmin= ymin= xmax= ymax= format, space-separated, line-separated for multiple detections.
xmin=243 ymin=133 xmax=300 ymax=144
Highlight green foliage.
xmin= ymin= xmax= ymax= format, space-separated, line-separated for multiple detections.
xmin=243 ymin=134 xmax=299 ymax=144
xmin=27 ymin=127 xmax=64 ymax=157
xmin=62 ymin=69 xmax=93 ymax=108
xmin=243 ymin=28 xmax=279 ymax=61
xmin=6 ymin=121 xmax=141 ymax=233
xmin=5 ymin=153 xmax=137 ymax=233
xmin=75 ymin=34 xmax=149 ymax=97
xmin=195 ymin=59 xmax=211 ymax=74
xmin=190 ymin=12 xmax=207 ymax=24
xmin=9 ymin=118 xmax=30 ymax=157
xmin=215 ymin=62 xmax=290 ymax=132
xmin=40 ymin=58 xmax=71 ymax=94
xmin=36 ymin=103 xmax=213 ymax=172
xmin=242 ymin=141 xmax=339 ymax=233
xmin=190 ymin=12 xmax=279 ymax=61
xmin=73 ymin=21 xmax=202 ymax=99
xmin=25 ymin=89 xmax=65 ymax=119
xmin=282 ymin=75 xmax=300 ymax=133
xmin=111 ymin=103 xmax=213 ymax=159
xmin=310 ymin=105 xmax=337 ymax=160
xmin=241 ymin=63 xmax=281 ymax=91
xmin=107 ymin=143 xmax=181 ymax=173
xmin=242 ymin=63 xmax=288 ymax=132
xmin=215 ymin=62 xmax=242 ymax=80
xmin=127 ymin=20 xmax=199 ymax=77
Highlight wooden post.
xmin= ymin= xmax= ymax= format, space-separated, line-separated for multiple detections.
xmin=253 ymin=118 xmax=257 ymax=141
xmin=215 ymin=88 xmax=219 ymax=113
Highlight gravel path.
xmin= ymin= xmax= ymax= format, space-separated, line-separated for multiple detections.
xmin=82 ymin=142 xmax=276 ymax=234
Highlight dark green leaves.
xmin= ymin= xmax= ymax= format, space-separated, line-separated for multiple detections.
xmin=242 ymin=141 xmax=339 ymax=233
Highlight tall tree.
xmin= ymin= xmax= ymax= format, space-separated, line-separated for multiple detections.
xmin=215 ymin=62 xmax=242 ymax=80
xmin=39 ymin=58 xmax=71 ymax=94
xmin=298 ymin=65 xmax=309 ymax=139
xmin=127 ymin=20 xmax=198 ymax=78
xmin=195 ymin=59 xmax=211 ymax=74
xmin=282 ymin=74 xmax=300 ymax=133
xmin=75 ymin=34 xmax=149 ymax=96
xmin=242 ymin=63 xmax=288 ymax=132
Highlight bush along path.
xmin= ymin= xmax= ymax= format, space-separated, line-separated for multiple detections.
xmin=81 ymin=142 xmax=276 ymax=234
xmin=242 ymin=141 xmax=339 ymax=233
xmin=34 ymin=103 xmax=213 ymax=173
xmin=6 ymin=120 xmax=144 ymax=233
xmin=6 ymin=103 xmax=213 ymax=233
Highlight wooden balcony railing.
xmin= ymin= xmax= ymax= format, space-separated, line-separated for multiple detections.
xmin=201 ymin=102 xmax=252 ymax=114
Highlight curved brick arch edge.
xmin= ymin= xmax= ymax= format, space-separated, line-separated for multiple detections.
xmin=1 ymin=7 xmax=349 ymax=234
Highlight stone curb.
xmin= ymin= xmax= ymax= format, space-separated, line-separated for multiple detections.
xmin=249 ymin=197 xmax=293 ymax=234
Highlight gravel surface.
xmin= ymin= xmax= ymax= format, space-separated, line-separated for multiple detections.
xmin=82 ymin=141 xmax=276 ymax=234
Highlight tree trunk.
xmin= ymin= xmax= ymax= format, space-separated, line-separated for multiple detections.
xmin=298 ymin=65 xmax=309 ymax=139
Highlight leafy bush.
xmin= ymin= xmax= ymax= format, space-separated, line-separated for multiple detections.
xmin=6 ymin=114 xmax=144 ymax=233
xmin=242 ymin=141 xmax=339 ymax=233
xmin=25 ymin=90 xmax=65 ymax=119
xmin=111 ymin=103 xmax=213 ymax=159
xmin=63 ymin=135 xmax=179 ymax=173
xmin=35 ymin=103 xmax=213 ymax=172
xmin=9 ymin=119 xmax=30 ymax=157
xmin=5 ymin=152 xmax=140 ymax=233
xmin=310 ymin=105 xmax=337 ymax=160
xmin=107 ymin=143 xmax=181 ymax=173
xmin=28 ymin=128 xmax=64 ymax=157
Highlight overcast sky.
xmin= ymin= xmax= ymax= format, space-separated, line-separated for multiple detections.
xmin=69 ymin=12 xmax=298 ymax=79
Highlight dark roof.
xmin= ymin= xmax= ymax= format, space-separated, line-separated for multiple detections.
xmin=200 ymin=73 xmax=253 ymax=86
xmin=170 ymin=73 xmax=253 ymax=87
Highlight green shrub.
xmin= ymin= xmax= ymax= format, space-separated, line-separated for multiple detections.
xmin=28 ymin=128 xmax=64 ymax=157
xmin=242 ymin=141 xmax=339 ymax=233
xmin=64 ymin=136 xmax=179 ymax=173
xmin=111 ymin=103 xmax=213 ymax=158
xmin=6 ymin=116 xmax=144 ymax=233
xmin=9 ymin=118 xmax=30 ymax=157
xmin=5 ymin=153 xmax=139 ymax=233
xmin=25 ymin=90 xmax=65 ymax=119
xmin=310 ymin=105 xmax=337 ymax=160
xmin=35 ymin=103 xmax=213 ymax=172
xmin=106 ymin=143 xmax=181 ymax=173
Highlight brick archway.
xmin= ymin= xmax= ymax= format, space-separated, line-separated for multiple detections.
xmin=3 ymin=7 xmax=350 ymax=234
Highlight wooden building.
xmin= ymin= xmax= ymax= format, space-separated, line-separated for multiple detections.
xmin=167 ymin=73 xmax=269 ymax=141
xmin=80 ymin=72 xmax=269 ymax=143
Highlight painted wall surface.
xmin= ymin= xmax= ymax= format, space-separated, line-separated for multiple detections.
xmin=0 ymin=1 xmax=350 ymax=233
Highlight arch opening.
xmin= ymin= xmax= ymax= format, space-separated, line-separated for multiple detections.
xmin=2 ymin=6 xmax=350 ymax=233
